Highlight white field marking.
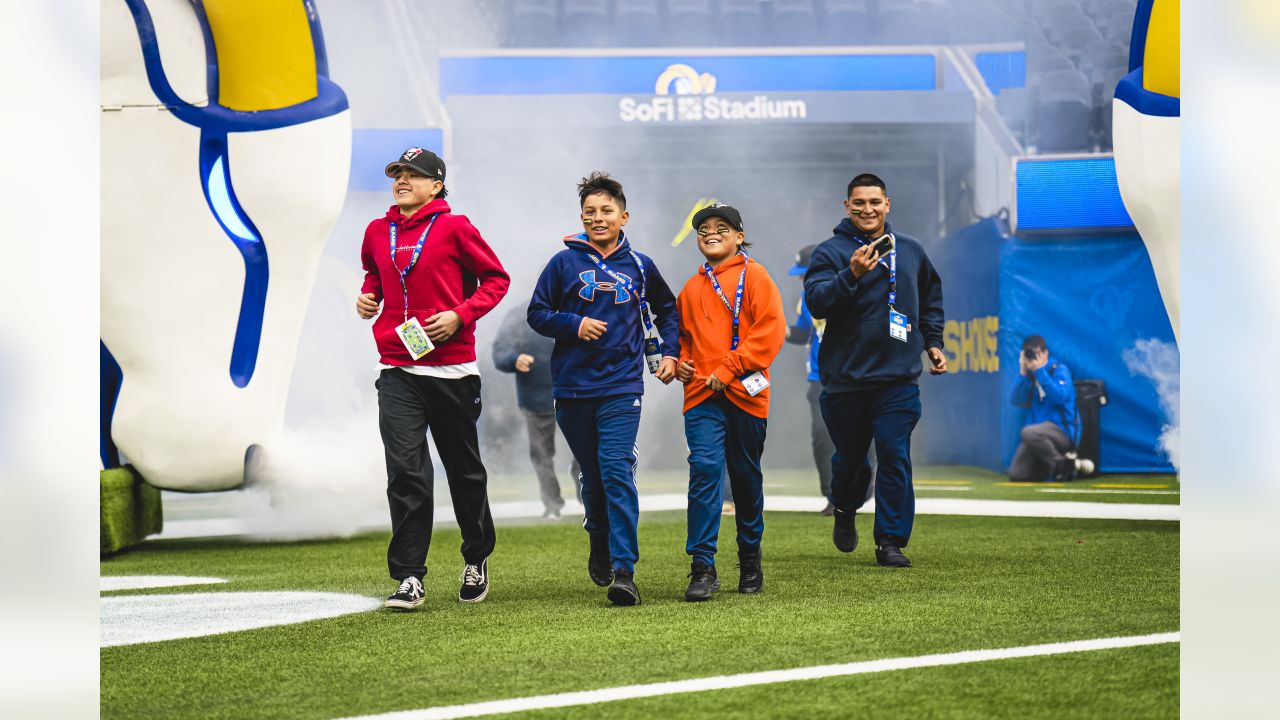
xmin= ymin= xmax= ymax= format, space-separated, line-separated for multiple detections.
xmin=101 ymin=591 xmax=381 ymax=647
xmin=157 ymin=494 xmax=1178 ymax=540
xmin=100 ymin=575 xmax=228 ymax=592
xmin=1037 ymin=488 xmax=1180 ymax=496
xmin=335 ymin=632 xmax=1180 ymax=720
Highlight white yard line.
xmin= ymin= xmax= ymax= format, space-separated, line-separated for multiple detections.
xmin=156 ymin=493 xmax=1178 ymax=540
xmin=100 ymin=591 xmax=381 ymax=647
xmin=1037 ymin=488 xmax=1180 ymax=496
xmin=335 ymin=632 xmax=1180 ymax=720
xmin=100 ymin=575 xmax=228 ymax=592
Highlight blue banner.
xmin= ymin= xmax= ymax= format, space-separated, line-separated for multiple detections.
xmin=999 ymin=233 xmax=1176 ymax=473
xmin=1016 ymin=157 xmax=1134 ymax=231
xmin=917 ymin=216 xmax=1005 ymax=471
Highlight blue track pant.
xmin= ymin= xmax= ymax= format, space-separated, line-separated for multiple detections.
xmin=684 ymin=396 xmax=767 ymax=567
xmin=556 ymin=394 xmax=641 ymax=573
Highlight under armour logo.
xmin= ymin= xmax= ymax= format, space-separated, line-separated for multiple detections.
xmin=578 ymin=270 xmax=632 ymax=304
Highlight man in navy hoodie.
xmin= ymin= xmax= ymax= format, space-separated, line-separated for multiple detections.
xmin=804 ymin=173 xmax=946 ymax=568
xmin=528 ymin=172 xmax=679 ymax=606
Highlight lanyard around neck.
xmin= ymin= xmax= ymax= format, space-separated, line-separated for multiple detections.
xmin=585 ymin=246 xmax=657 ymax=338
xmin=389 ymin=214 xmax=439 ymax=321
xmin=704 ymin=252 xmax=749 ymax=350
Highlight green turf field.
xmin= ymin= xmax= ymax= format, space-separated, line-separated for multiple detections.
xmin=101 ymin=510 xmax=1178 ymax=719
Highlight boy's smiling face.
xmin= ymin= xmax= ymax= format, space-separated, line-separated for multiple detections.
xmin=581 ymin=191 xmax=628 ymax=246
xmin=392 ymin=168 xmax=442 ymax=214
xmin=696 ymin=217 xmax=744 ymax=267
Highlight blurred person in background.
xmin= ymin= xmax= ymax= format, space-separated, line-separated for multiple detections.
xmin=785 ymin=243 xmax=837 ymax=516
xmin=1008 ymin=334 xmax=1092 ymax=482
xmin=804 ymin=173 xmax=946 ymax=569
xmin=493 ymin=305 xmax=581 ymax=519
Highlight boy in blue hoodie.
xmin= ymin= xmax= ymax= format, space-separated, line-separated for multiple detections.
xmin=527 ymin=172 xmax=680 ymax=605
xmin=804 ymin=173 xmax=947 ymax=569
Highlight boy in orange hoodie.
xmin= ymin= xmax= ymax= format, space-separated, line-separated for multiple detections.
xmin=674 ymin=203 xmax=786 ymax=601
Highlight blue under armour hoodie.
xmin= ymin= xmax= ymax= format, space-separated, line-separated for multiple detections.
xmin=527 ymin=232 xmax=680 ymax=399
xmin=803 ymin=219 xmax=945 ymax=391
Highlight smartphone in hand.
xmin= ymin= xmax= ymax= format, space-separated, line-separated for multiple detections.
xmin=869 ymin=234 xmax=894 ymax=259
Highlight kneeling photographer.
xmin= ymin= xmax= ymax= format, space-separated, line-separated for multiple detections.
xmin=1008 ymin=335 xmax=1093 ymax=482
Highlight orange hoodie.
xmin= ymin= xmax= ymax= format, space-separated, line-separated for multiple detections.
xmin=676 ymin=253 xmax=786 ymax=418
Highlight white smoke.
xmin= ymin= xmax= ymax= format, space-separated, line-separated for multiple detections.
xmin=1123 ymin=338 xmax=1180 ymax=470
xmin=232 ymin=257 xmax=389 ymax=540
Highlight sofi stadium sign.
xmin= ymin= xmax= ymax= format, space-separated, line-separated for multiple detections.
xmin=619 ymin=63 xmax=807 ymax=123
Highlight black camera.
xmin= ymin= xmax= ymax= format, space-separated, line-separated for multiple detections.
xmin=1023 ymin=347 xmax=1039 ymax=360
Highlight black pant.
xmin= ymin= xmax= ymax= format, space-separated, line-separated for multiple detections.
xmin=523 ymin=410 xmax=567 ymax=512
xmin=807 ymin=381 xmax=835 ymax=500
xmin=378 ymin=369 xmax=495 ymax=581
xmin=1008 ymin=421 xmax=1073 ymax=482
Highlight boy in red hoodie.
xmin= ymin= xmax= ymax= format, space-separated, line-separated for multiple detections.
xmin=356 ymin=148 xmax=510 ymax=610
xmin=674 ymin=203 xmax=785 ymax=601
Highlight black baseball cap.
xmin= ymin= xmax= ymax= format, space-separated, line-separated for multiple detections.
xmin=789 ymin=243 xmax=819 ymax=276
xmin=385 ymin=147 xmax=446 ymax=181
xmin=691 ymin=202 xmax=744 ymax=233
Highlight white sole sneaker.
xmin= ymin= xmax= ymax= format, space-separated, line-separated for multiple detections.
xmin=1075 ymin=458 xmax=1096 ymax=475
xmin=384 ymin=596 xmax=425 ymax=610
xmin=458 ymin=585 xmax=489 ymax=604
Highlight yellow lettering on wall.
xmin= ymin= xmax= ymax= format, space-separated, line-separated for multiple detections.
xmin=942 ymin=316 xmax=999 ymax=373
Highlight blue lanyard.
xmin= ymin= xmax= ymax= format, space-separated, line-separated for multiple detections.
xmin=856 ymin=233 xmax=896 ymax=310
xmin=389 ymin=214 xmax=439 ymax=321
xmin=704 ymin=252 xmax=749 ymax=350
xmin=586 ymin=246 xmax=658 ymax=337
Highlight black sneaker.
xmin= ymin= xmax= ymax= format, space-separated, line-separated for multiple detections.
xmin=385 ymin=576 xmax=425 ymax=610
xmin=607 ymin=569 xmax=641 ymax=606
xmin=684 ymin=562 xmax=720 ymax=602
xmin=833 ymin=508 xmax=858 ymax=553
xmin=875 ymin=545 xmax=912 ymax=568
xmin=588 ymin=533 xmax=611 ymax=587
xmin=459 ymin=558 xmax=489 ymax=603
xmin=738 ymin=549 xmax=763 ymax=594
xmin=1050 ymin=457 xmax=1078 ymax=482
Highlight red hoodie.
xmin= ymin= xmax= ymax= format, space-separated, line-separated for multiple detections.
xmin=360 ymin=199 xmax=510 ymax=366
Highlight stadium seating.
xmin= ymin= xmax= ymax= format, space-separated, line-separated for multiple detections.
xmin=667 ymin=0 xmax=717 ymax=47
xmin=720 ymin=0 xmax=767 ymax=47
xmin=1035 ymin=69 xmax=1094 ymax=151
xmin=507 ymin=0 xmax=558 ymax=48
xmin=560 ymin=0 xmax=610 ymax=48
xmin=772 ymin=0 xmax=820 ymax=46
xmin=822 ymin=0 xmax=875 ymax=45
xmin=614 ymin=0 xmax=663 ymax=48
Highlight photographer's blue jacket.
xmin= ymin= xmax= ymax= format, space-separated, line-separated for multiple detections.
xmin=527 ymin=233 xmax=679 ymax=399
xmin=803 ymin=219 xmax=944 ymax=391
xmin=1010 ymin=357 xmax=1081 ymax=445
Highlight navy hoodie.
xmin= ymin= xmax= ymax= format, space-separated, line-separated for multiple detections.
xmin=527 ymin=233 xmax=680 ymax=399
xmin=803 ymin=220 xmax=944 ymax=391
xmin=492 ymin=306 xmax=556 ymax=414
